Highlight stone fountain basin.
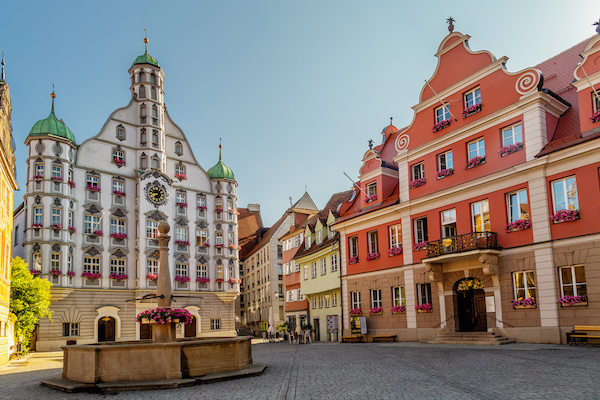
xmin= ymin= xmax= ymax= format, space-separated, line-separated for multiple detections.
xmin=62 ymin=336 xmax=253 ymax=383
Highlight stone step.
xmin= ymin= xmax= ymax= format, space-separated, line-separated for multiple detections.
xmin=424 ymin=339 xmax=514 ymax=345
xmin=424 ymin=332 xmax=515 ymax=345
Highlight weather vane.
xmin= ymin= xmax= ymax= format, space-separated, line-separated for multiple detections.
xmin=368 ymin=139 xmax=373 ymax=149
xmin=446 ymin=17 xmax=455 ymax=33
xmin=594 ymin=19 xmax=600 ymax=35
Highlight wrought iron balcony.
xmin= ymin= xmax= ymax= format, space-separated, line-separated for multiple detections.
xmin=426 ymin=232 xmax=500 ymax=258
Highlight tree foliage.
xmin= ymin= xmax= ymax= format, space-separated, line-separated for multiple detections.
xmin=9 ymin=257 xmax=52 ymax=350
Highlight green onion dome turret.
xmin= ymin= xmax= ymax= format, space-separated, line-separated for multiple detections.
xmin=207 ymin=145 xmax=235 ymax=181
xmin=28 ymin=92 xmax=76 ymax=144
xmin=132 ymin=38 xmax=160 ymax=68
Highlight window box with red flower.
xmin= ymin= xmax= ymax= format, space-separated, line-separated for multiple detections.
xmin=366 ymin=252 xmax=379 ymax=261
xmin=51 ymin=224 xmax=63 ymax=231
xmin=462 ymin=103 xmax=482 ymax=118
xmin=499 ymin=142 xmax=523 ymax=157
xmin=113 ymin=190 xmax=126 ymax=196
xmin=109 ymin=273 xmax=128 ymax=281
xmin=348 ymin=256 xmax=358 ymax=264
xmin=87 ymin=184 xmax=101 ymax=192
xmin=228 ymin=278 xmax=240 ymax=285
xmin=466 ymin=156 xmax=485 ymax=169
xmin=110 ymin=232 xmax=127 ymax=240
xmin=175 ymin=276 xmax=190 ymax=283
xmin=349 ymin=308 xmax=362 ymax=315
xmin=416 ymin=303 xmax=433 ymax=313
xmin=511 ymin=297 xmax=536 ymax=309
xmin=364 ymin=195 xmax=377 ymax=204
xmin=68 ymin=226 xmax=76 ymax=233
xmin=505 ymin=219 xmax=531 ymax=232
xmin=177 ymin=202 xmax=188 ymax=208
xmin=66 ymin=271 xmax=76 ymax=277
xmin=90 ymin=230 xmax=103 ymax=237
xmin=391 ymin=305 xmax=406 ymax=314
xmin=30 ymin=269 xmax=41 ymax=277
xmin=146 ymin=273 xmax=158 ymax=281
xmin=215 ymin=208 xmax=223 ymax=213
xmin=113 ymin=158 xmax=126 ymax=167
xmin=197 ymin=205 xmax=207 ymax=211
xmin=436 ymin=168 xmax=454 ymax=179
xmin=388 ymin=246 xmax=402 ymax=256
xmin=432 ymin=119 xmax=450 ymax=132
xmin=215 ymin=244 xmax=224 ymax=248
xmin=409 ymin=178 xmax=426 ymax=189
xmin=215 ymin=278 xmax=224 ymax=283
xmin=136 ymin=307 xmax=193 ymax=325
xmin=175 ymin=240 xmax=190 ymax=246
xmin=196 ymin=277 xmax=209 ymax=283
xmin=174 ymin=173 xmax=187 ymax=181
xmin=67 ymin=179 xmax=76 ymax=188
xmin=369 ymin=307 xmax=383 ymax=315
xmin=32 ymin=223 xmax=42 ymax=229
xmin=50 ymin=269 xmax=63 ymax=276
xmin=550 ymin=209 xmax=579 ymax=223
xmin=558 ymin=295 xmax=587 ymax=307
xmin=82 ymin=272 xmax=102 ymax=280
xmin=33 ymin=174 xmax=44 ymax=181
xmin=413 ymin=242 xmax=427 ymax=251
xmin=51 ymin=176 xmax=63 ymax=183
xmin=591 ymin=110 xmax=600 ymax=123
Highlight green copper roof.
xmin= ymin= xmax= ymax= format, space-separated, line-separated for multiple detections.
xmin=29 ymin=95 xmax=76 ymax=144
xmin=132 ymin=43 xmax=160 ymax=68
xmin=207 ymin=147 xmax=235 ymax=181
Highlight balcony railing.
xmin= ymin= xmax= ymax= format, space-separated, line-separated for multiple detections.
xmin=426 ymin=232 xmax=500 ymax=258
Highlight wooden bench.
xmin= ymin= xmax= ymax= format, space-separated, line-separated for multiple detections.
xmin=341 ymin=335 xmax=364 ymax=343
xmin=372 ymin=335 xmax=397 ymax=343
xmin=568 ymin=325 xmax=600 ymax=345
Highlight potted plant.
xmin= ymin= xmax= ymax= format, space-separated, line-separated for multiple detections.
xmin=50 ymin=269 xmax=63 ymax=276
xmin=136 ymin=307 xmax=193 ymax=325
xmin=197 ymin=205 xmax=207 ymax=211
xmin=391 ymin=305 xmax=406 ymax=314
xmin=349 ymin=308 xmax=362 ymax=315
xmin=146 ymin=273 xmax=158 ymax=281
xmin=549 ymin=209 xmax=579 ymax=223
xmin=86 ymin=184 xmax=101 ymax=192
xmin=113 ymin=190 xmax=126 ymax=196
xmin=67 ymin=179 xmax=76 ymax=188
xmin=32 ymin=223 xmax=42 ymax=229
xmin=370 ymin=307 xmax=383 ymax=315
xmin=68 ymin=226 xmax=76 ymax=233
xmin=51 ymin=176 xmax=63 ymax=183
xmin=82 ymin=271 xmax=102 ymax=280
xmin=66 ymin=271 xmax=76 ymax=277
xmin=416 ymin=303 xmax=433 ymax=313
xmin=109 ymin=273 xmax=128 ymax=281
xmin=511 ymin=297 xmax=536 ymax=309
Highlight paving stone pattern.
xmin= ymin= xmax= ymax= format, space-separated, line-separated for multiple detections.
xmin=1 ymin=342 xmax=599 ymax=399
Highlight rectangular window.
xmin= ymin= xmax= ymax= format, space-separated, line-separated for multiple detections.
xmin=112 ymin=148 xmax=124 ymax=162
xmin=110 ymin=217 xmax=126 ymax=235
xmin=441 ymin=209 xmax=457 ymax=238
xmin=62 ymin=323 xmax=79 ymax=337
xmin=594 ymin=92 xmax=600 ymax=113
xmin=412 ymin=162 xmax=425 ymax=180
xmin=110 ymin=258 xmax=126 ymax=275
xmin=303 ymin=265 xmax=309 ymax=280
xmin=332 ymin=292 xmax=338 ymax=307
xmin=351 ymin=291 xmax=361 ymax=310
xmin=392 ymin=286 xmax=405 ymax=306
xmin=196 ymin=229 xmax=208 ymax=246
xmin=502 ymin=123 xmax=523 ymax=147
xmin=324 ymin=294 xmax=330 ymax=308
xmin=52 ymin=164 xmax=62 ymax=179
xmin=559 ymin=266 xmax=587 ymax=297
xmin=471 ymin=200 xmax=490 ymax=232
xmin=278 ymin=264 xmax=282 ymax=280
xmin=210 ymin=319 xmax=221 ymax=330
xmin=438 ymin=151 xmax=453 ymax=171
xmin=84 ymin=214 xmax=101 ymax=234
xmin=316 ymin=230 xmax=322 ymax=244
xmin=348 ymin=236 xmax=358 ymax=259
xmin=414 ymin=217 xmax=428 ymax=244
xmin=146 ymin=220 xmax=159 ymax=238
xmin=51 ymin=253 xmax=60 ymax=271
xmin=197 ymin=264 xmax=208 ymax=279
xmin=33 ymin=207 xmax=43 ymax=225
xmin=417 ymin=283 xmax=432 ymax=305
xmin=86 ymin=174 xmax=99 ymax=189
xmin=311 ymin=262 xmax=317 ymax=278
xmin=366 ymin=182 xmax=377 ymax=197
xmin=305 ymin=235 xmax=311 ymax=249
xmin=464 ymin=87 xmax=481 ymax=108
xmin=35 ymin=163 xmax=44 ymax=178
xmin=320 ymin=258 xmax=327 ymax=275
xmin=83 ymin=257 xmax=100 ymax=274
xmin=175 ymin=227 xmax=188 ymax=242
xmin=112 ymin=179 xmax=124 ymax=194
xmin=330 ymin=253 xmax=338 ymax=272
xmin=435 ymin=104 xmax=450 ymax=123
xmin=318 ymin=295 xmax=324 ymax=308
xmin=389 ymin=224 xmax=402 ymax=249
xmin=215 ymin=233 xmax=223 ymax=246
xmin=52 ymin=208 xmax=62 ymax=225
xmin=513 ymin=271 xmax=536 ymax=300
xmin=551 ymin=176 xmax=579 ymax=212
xmin=370 ymin=289 xmax=382 ymax=309
xmin=147 ymin=260 xmax=159 ymax=275
xmin=467 ymin=138 xmax=485 ymax=160
xmin=176 ymin=263 xmax=188 ymax=277
xmin=507 ymin=189 xmax=529 ymax=223
xmin=216 ymin=265 xmax=223 ymax=279
xmin=176 ymin=192 xmax=186 ymax=205
xmin=368 ymin=231 xmax=378 ymax=254
xmin=311 ymin=296 xmax=317 ymax=308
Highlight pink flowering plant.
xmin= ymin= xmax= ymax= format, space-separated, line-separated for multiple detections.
xmin=136 ymin=307 xmax=193 ymax=325
xmin=67 ymin=179 xmax=76 ymax=188
xmin=550 ymin=209 xmax=579 ymax=223
xmin=215 ymin=243 xmax=224 ymax=248
xmin=413 ymin=242 xmax=427 ymax=251
xmin=174 ymin=173 xmax=187 ymax=181
xmin=437 ymin=168 xmax=454 ymax=179
xmin=146 ymin=273 xmax=158 ymax=281
xmin=196 ymin=277 xmax=210 ymax=283
xmin=415 ymin=303 xmax=433 ymax=312
xmin=51 ymin=176 xmax=63 ymax=182
xmin=409 ymin=178 xmax=426 ymax=189
xmin=66 ymin=271 xmax=76 ymax=277
xmin=466 ymin=156 xmax=485 ymax=169
xmin=505 ymin=219 xmax=531 ymax=232
xmin=370 ymin=307 xmax=383 ymax=314
xmin=349 ymin=256 xmax=358 ymax=264
xmin=51 ymin=223 xmax=63 ymax=230
xmin=197 ymin=205 xmax=207 ymax=211
xmin=30 ymin=269 xmax=41 ymax=276
xmin=50 ymin=269 xmax=62 ymax=276
xmin=175 ymin=275 xmax=190 ymax=283
xmin=432 ymin=119 xmax=450 ymax=132
xmin=591 ymin=110 xmax=600 ymax=123
xmin=109 ymin=273 xmax=128 ymax=281
xmin=111 ymin=233 xmax=127 ymax=240
xmin=33 ymin=174 xmax=44 ymax=180
xmin=202 ymin=242 xmax=210 ymax=247
xmin=82 ymin=271 xmax=102 ymax=280
xmin=511 ymin=297 xmax=536 ymax=308
xmin=32 ymin=223 xmax=42 ymax=229
xmin=215 ymin=208 xmax=223 ymax=213
xmin=177 ymin=202 xmax=188 ymax=208
xmin=228 ymin=244 xmax=241 ymax=250
xmin=86 ymin=184 xmax=101 ymax=192
xmin=113 ymin=190 xmax=125 ymax=196
xmin=364 ymin=194 xmax=377 ymax=203
xmin=391 ymin=305 xmax=406 ymax=313
xmin=349 ymin=308 xmax=362 ymax=315
xmin=68 ymin=226 xmax=76 ymax=233
xmin=215 ymin=278 xmax=224 ymax=283
xmin=499 ymin=142 xmax=523 ymax=156
xmin=557 ymin=295 xmax=587 ymax=305
xmin=366 ymin=252 xmax=380 ymax=261
xmin=113 ymin=157 xmax=126 ymax=167
xmin=388 ymin=246 xmax=402 ymax=256
xmin=91 ymin=230 xmax=103 ymax=237
xmin=462 ymin=103 xmax=482 ymax=118
xmin=228 ymin=278 xmax=240 ymax=284
xmin=175 ymin=240 xmax=190 ymax=246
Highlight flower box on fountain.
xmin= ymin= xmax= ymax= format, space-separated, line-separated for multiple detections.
xmin=136 ymin=307 xmax=193 ymax=325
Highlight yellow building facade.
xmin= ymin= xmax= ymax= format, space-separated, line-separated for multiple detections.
xmin=0 ymin=63 xmax=18 ymax=364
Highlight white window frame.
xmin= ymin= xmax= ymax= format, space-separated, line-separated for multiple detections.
xmin=471 ymin=200 xmax=490 ymax=232
xmin=146 ymin=219 xmax=159 ymax=239
xmin=370 ymin=289 xmax=382 ymax=308
xmin=412 ymin=162 xmax=425 ymax=180
xmin=303 ymin=265 xmax=309 ymax=280
xmin=52 ymin=208 xmax=62 ymax=225
xmin=52 ymin=164 xmax=62 ymax=179
xmin=392 ymin=286 xmax=405 ymax=306
xmin=112 ymin=179 xmax=124 ymax=194
xmin=417 ymin=283 xmax=432 ymax=305
xmin=502 ymin=123 xmax=523 ymax=147
xmin=435 ymin=104 xmax=450 ymax=123
xmin=311 ymin=262 xmax=317 ymax=278
xmin=330 ymin=253 xmax=338 ymax=272
xmin=33 ymin=207 xmax=43 ymax=225
xmin=467 ymin=138 xmax=485 ymax=160
xmin=51 ymin=253 xmax=60 ymax=271
xmin=351 ymin=291 xmax=361 ymax=310
xmin=414 ymin=217 xmax=428 ymax=244
xmin=366 ymin=182 xmax=377 ymax=197
xmin=389 ymin=224 xmax=401 ymax=249
xmin=110 ymin=258 xmax=126 ymax=275
xmin=83 ymin=256 xmax=100 ymax=274
xmin=464 ymin=87 xmax=481 ymax=108
xmin=438 ymin=150 xmax=453 ymax=171
xmin=316 ymin=230 xmax=322 ymax=244
xmin=512 ymin=271 xmax=536 ymax=300
xmin=507 ymin=189 xmax=529 ymax=223
xmin=551 ymin=176 xmax=579 ymax=213
xmin=332 ymin=292 xmax=338 ymax=307
xmin=320 ymin=258 xmax=327 ymax=275
xmin=110 ymin=217 xmax=126 ymax=235
xmin=147 ymin=260 xmax=159 ymax=275
xmin=559 ymin=265 xmax=587 ymax=298
xmin=175 ymin=227 xmax=189 ymax=242
xmin=368 ymin=231 xmax=378 ymax=254
xmin=84 ymin=214 xmax=101 ymax=234
xmin=441 ymin=209 xmax=457 ymax=238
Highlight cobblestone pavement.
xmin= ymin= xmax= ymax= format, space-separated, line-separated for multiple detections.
xmin=1 ymin=342 xmax=599 ymax=399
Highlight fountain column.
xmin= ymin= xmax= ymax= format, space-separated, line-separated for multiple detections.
xmin=153 ymin=221 xmax=177 ymax=342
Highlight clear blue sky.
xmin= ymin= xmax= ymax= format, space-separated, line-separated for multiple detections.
xmin=2 ymin=1 xmax=599 ymax=226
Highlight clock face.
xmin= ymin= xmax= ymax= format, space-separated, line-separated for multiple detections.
xmin=146 ymin=183 xmax=168 ymax=206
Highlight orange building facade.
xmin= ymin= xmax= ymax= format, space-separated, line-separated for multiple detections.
xmin=334 ymin=30 xmax=600 ymax=344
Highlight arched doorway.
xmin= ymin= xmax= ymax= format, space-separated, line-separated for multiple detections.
xmin=98 ymin=316 xmax=116 ymax=342
xmin=455 ymin=278 xmax=487 ymax=332
xmin=185 ymin=316 xmax=197 ymax=337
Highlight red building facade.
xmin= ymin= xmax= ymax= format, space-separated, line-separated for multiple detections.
xmin=334 ymin=30 xmax=600 ymax=344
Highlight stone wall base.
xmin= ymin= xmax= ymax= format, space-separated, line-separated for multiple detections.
xmin=496 ymin=326 xmax=562 ymax=344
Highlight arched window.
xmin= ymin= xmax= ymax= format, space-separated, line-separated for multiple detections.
xmin=138 ymin=71 xmax=145 ymax=82
xmin=116 ymin=125 xmax=125 ymax=141
xmin=151 ymin=155 xmax=160 ymax=170
xmin=140 ymin=153 xmax=148 ymax=170
xmin=152 ymin=105 xmax=159 ymax=126
xmin=150 ymin=73 xmax=157 ymax=85
xmin=138 ymin=85 xmax=146 ymax=98
xmin=140 ymin=128 xmax=147 ymax=146
xmin=151 ymin=86 xmax=157 ymax=100
xmin=140 ymin=104 xmax=147 ymax=124
xmin=175 ymin=142 xmax=183 ymax=156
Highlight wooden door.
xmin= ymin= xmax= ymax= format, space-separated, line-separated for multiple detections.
xmin=473 ymin=290 xmax=487 ymax=332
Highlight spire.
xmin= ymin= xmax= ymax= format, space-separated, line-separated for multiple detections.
xmin=219 ymin=138 xmax=222 ymax=161
xmin=1 ymin=49 xmax=5 ymax=82
xmin=51 ymin=85 xmax=56 ymax=115
xmin=143 ymin=28 xmax=149 ymax=54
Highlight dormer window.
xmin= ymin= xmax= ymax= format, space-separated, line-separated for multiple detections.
xmin=305 ymin=235 xmax=311 ymax=249
xmin=366 ymin=182 xmax=377 ymax=197
xmin=175 ymin=142 xmax=183 ymax=156
xmin=116 ymin=125 xmax=126 ymax=141
xmin=152 ymin=105 xmax=159 ymax=126
xmin=316 ymin=230 xmax=322 ymax=245
xmin=140 ymin=104 xmax=147 ymax=124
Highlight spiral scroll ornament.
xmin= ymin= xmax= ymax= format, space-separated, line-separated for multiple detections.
xmin=515 ymin=71 xmax=540 ymax=95
xmin=395 ymin=134 xmax=410 ymax=152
